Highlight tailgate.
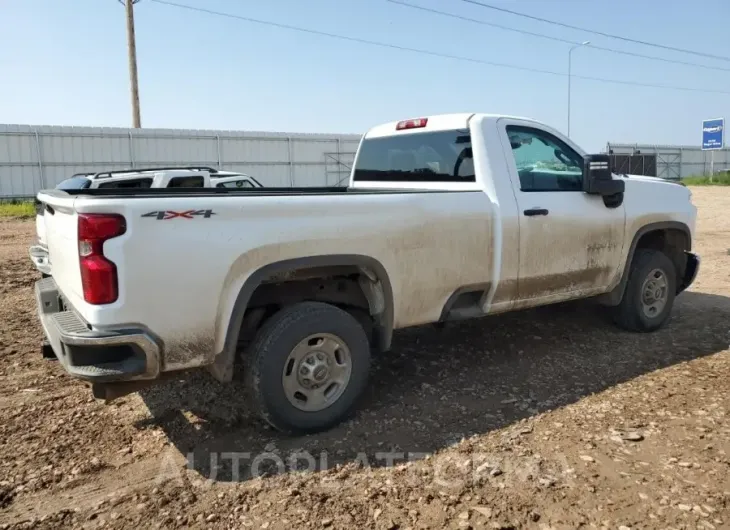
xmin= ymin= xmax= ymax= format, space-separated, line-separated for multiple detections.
xmin=37 ymin=191 xmax=84 ymax=305
xmin=28 ymin=200 xmax=51 ymax=275
xmin=33 ymin=196 xmax=48 ymax=247
xmin=35 ymin=214 xmax=47 ymax=246
xmin=34 ymin=200 xmax=47 ymax=247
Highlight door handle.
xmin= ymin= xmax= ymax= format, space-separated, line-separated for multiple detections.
xmin=523 ymin=208 xmax=549 ymax=216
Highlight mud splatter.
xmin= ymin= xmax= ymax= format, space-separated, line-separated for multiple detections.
xmin=163 ymin=331 xmax=217 ymax=372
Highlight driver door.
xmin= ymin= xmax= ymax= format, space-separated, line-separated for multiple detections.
xmin=499 ymin=120 xmax=625 ymax=306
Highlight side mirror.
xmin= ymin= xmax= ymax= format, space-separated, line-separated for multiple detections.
xmin=583 ymin=154 xmax=625 ymax=196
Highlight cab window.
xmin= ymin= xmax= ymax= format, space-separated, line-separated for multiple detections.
xmin=506 ymin=126 xmax=583 ymax=192
xmin=97 ymin=178 xmax=152 ymax=189
xmin=168 ymin=176 xmax=205 ymax=187
xmin=216 ymin=179 xmax=254 ymax=188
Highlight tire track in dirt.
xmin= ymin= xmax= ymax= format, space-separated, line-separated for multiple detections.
xmin=0 ymin=453 xmax=188 ymax=525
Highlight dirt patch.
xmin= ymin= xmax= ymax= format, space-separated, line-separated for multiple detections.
xmin=0 ymin=188 xmax=729 ymax=529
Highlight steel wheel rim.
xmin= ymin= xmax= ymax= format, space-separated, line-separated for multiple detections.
xmin=640 ymin=268 xmax=668 ymax=319
xmin=281 ymin=333 xmax=352 ymax=412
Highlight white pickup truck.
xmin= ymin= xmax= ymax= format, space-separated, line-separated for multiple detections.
xmin=34 ymin=113 xmax=699 ymax=434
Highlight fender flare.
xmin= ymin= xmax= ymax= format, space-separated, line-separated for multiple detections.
xmin=209 ymin=254 xmax=395 ymax=381
xmin=602 ymin=221 xmax=691 ymax=306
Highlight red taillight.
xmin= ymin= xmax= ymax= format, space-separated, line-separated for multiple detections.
xmin=78 ymin=214 xmax=126 ymax=305
xmin=396 ymin=118 xmax=428 ymax=130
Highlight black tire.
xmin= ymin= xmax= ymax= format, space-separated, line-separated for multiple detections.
xmin=612 ymin=248 xmax=677 ymax=332
xmin=247 ymin=301 xmax=371 ymax=434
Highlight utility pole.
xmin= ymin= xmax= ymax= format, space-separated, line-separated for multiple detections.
xmin=121 ymin=0 xmax=142 ymax=128
xmin=567 ymin=41 xmax=590 ymax=137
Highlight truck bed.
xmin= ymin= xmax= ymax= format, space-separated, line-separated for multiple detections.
xmin=37 ymin=185 xmax=496 ymax=374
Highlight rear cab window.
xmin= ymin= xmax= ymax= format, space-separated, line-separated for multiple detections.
xmin=56 ymin=176 xmax=91 ymax=190
xmin=353 ymin=130 xmax=475 ymax=182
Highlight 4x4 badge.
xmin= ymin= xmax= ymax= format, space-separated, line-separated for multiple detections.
xmin=141 ymin=210 xmax=215 ymax=220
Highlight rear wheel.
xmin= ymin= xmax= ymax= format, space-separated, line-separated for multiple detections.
xmin=247 ymin=301 xmax=371 ymax=434
xmin=612 ymin=249 xmax=676 ymax=332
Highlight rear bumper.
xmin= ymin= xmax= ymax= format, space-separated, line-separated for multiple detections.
xmin=35 ymin=277 xmax=161 ymax=383
xmin=29 ymin=244 xmax=51 ymax=276
xmin=679 ymin=252 xmax=700 ymax=293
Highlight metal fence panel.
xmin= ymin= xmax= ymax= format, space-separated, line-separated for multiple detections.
xmin=133 ymin=136 xmax=218 ymax=165
xmin=292 ymin=164 xmax=338 ymax=187
xmin=324 ymin=151 xmax=356 ymax=186
xmin=0 ymin=133 xmax=35 ymax=164
xmin=609 ymin=154 xmax=656 ymax=177
xmin=291 ymin=139 xmax=339 ymax=163
xmin=5 ymin=166 xmax=41 ymax=197
xmin=607 ymin=143 xmax=730 ymax=179
xmin=222 ymin=164 xmax=292 ymax=187
xmin=0 ymin=124 xmax=362 ymax=198
xmin=234 ymin=137 xmax=290 ymax=164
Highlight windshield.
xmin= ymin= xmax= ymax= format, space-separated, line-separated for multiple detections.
xmin=56 ymin=176 xmax=91 ymax=190
xmin=353 ymin=130 xmax=475 ymax=182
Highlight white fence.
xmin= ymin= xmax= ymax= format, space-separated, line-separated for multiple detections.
xmin=0 ymin=124 xmax=362 ymax=198
xmin=606 ymin=142 xmax=730 ymax=180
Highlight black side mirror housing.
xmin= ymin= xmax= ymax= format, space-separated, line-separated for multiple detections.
xmin=583 ymin=154 xmax=625 ymax=196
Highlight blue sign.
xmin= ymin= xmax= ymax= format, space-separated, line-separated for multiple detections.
xmin=702 ymin=118 xmax=724 ymax=150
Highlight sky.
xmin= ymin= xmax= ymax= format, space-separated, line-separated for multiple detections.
xmin=1 ymin=0 xmax=729 ymax=152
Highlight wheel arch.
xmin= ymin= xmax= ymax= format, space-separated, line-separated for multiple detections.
xmin=209 ymin=254 xmax=395 ymax=382
xmin=601 ymin=221 xmax=691 ymax=306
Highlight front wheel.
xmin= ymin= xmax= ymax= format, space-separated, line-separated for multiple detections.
xmin=247 ymin=301 xmax=371 ymax=434
xmin=612 ymin=249 xmax=677 ymax=332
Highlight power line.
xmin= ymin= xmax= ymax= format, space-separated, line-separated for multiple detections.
xmin=147 ymin=0 xmax=565 ymax=76
xmin=149 ymin=0 xmax=730 ymax=95
xmin=389 ymin=0 xmax=730 ymax=74
xmin=458 ymin=0 xmax=730 ymax=63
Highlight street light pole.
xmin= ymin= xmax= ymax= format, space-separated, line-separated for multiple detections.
xmin=567 ymin=40 xmax=590 ymax=138
xmin=120 ymin=0 xmax=142 ymax=128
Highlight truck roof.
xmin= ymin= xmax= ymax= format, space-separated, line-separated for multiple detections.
xmin=85 ymin=167 xmax=257 ymax=182
xmin=364 ymin=112 xmax=547 ymax=138
xmin=210 ymin=170 xmax=254 ymax=179
xmin=90 ymin=166 xmax=219 ymax=180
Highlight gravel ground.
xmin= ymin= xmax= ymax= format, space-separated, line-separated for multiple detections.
xmin=0 ymin=187 xmax=729 ymax=529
